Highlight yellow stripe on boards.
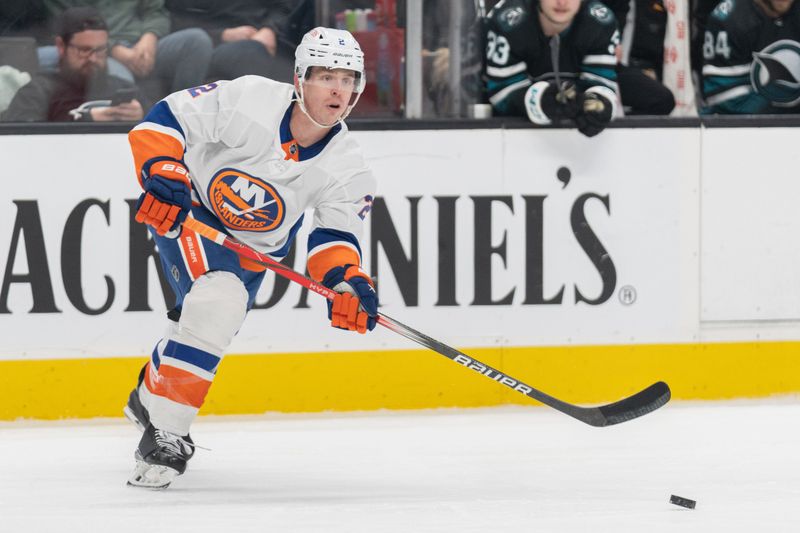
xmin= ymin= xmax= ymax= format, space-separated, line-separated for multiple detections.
xmin=1 ymin=342 xmax=800 ymax=420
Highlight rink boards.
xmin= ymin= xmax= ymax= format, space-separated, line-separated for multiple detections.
xmin=1 ymin=127 xmax=799 ymax=419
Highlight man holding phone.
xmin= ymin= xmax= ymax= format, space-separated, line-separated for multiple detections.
xmin=1 ymin=7 xmax=145 ymax=122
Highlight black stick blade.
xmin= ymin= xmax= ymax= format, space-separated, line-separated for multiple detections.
xmin=595 ymin=381 xmax=671 ymax=427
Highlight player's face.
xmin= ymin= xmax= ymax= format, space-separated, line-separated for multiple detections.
xmin=301 ymin=67 xmax=358 ymax=125
xmin=539 ymin=0 xmax=581 ymax=26
xmin=58 ymin=29 xmax=108 ymax=79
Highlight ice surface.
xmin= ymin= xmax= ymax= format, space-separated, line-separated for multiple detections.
xmin=1 ymin=401 xmax=798 ymax=532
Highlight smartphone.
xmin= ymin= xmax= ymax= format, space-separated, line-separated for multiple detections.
xmin=110 ymin=87 xmax=138 ymax=106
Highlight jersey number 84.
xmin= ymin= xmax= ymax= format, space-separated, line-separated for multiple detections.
xmin=703 ymin=31 xmax=731 ymax=60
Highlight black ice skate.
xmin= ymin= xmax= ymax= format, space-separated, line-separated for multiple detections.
xmin=127 ymin=423 xmax=195 ymax=490
xmin=122 ymin=377 xmax=150 ymax=431
xmin=123 ymin=364 xmax=195 ymax=458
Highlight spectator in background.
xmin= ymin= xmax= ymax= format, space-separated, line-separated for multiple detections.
xmin=608 ymin=0 xmax=676 ymax=114
xmin=39 ymin=0 xmax=212 ymax=101
xmin=485 ymin=0 xmax=620 ymax=137
xmin=2 ymin=6 xmax=144 ymax=122
xmin=166 ymin=0 xmax=295 ymax=83
xmin=0 ymin=0 xmax=48 ymax=113
xmin=702 ymin=0 xmax=800 ymax=113
xmin=692 ymin=0 xmax=724 ymax=80
xmin=421 ymin=0 xmax=485 ymax=117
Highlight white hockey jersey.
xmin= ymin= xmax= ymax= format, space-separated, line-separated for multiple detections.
xmin=129 ymin=76 xmax=376 ymax=281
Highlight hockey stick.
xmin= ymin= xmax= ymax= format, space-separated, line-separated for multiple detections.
xmin=181 ymin=216 xmax=670 ymax=427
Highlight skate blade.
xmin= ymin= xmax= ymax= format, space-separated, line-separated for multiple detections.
xmin=127 ymin=460 xmax=179 ymax=490
xmin=123 ymin=405 xmax=146 ymax=432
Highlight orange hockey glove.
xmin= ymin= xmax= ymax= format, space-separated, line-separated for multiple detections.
xmin=135 ymin=160 xmax=192 ymax=237
xmin=322 ymin=265 xmax=378 ymax=334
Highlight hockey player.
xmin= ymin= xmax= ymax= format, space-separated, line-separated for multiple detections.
xmin=485 ymin=0 xmax=620 ymax=136
xmin=702 ymin=0 xmax=800 ymax=113
xmin=124 ymin=27 xmax=378 ymax=489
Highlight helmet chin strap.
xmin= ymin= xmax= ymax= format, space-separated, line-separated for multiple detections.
xmin=293 ymin=80 xmax=360 ymax=129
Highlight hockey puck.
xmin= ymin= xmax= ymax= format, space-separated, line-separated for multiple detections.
xmin=669 ymin=495 xmax=696 ymax=509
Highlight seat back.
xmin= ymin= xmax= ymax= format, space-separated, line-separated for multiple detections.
xmin=0 ymin=36 xmax=39 ymax=74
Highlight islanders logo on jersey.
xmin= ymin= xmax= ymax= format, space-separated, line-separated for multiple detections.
xmin=750 ymin=40 xmax=800 ymax=107
xmin=207 ymin=168 xmax=285 ymax=232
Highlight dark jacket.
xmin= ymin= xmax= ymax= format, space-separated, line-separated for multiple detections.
xmin=42 ymin=0 xmax=170 ymax=48
xmin=1 ymin=70 xmax=142 ymax=122
xmin=165 ymin=0 xmax=294 ymax=46
xmin=0 ymin=0 xmax=48 ymax=40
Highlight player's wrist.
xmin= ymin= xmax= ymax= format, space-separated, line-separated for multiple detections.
xmin=343 ymin=265 xmax=374 ymax=287
xmin=145 ymin=159 xmax=191 ymax=187
xmin=142 ymin=156 xmax=192 ymax=189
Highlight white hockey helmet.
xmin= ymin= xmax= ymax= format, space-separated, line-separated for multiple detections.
xmin=294 ymin=27 xmax=366 ymax=126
